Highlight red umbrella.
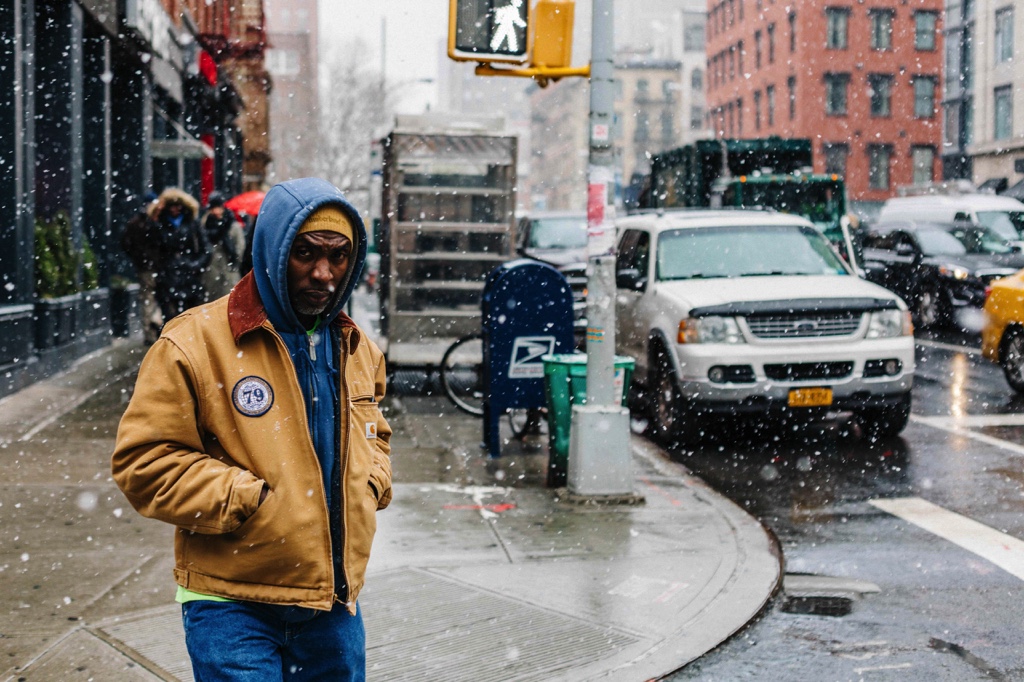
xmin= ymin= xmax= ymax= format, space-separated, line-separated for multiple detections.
xmin=225 ymin=190 xmax=266 ymax=217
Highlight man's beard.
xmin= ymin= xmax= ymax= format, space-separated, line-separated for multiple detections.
xmin=292 ymin=290 xmax=333 ymax=318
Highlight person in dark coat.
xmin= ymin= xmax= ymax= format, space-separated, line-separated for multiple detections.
xmin=120 ymin=192 xmax=163 ymax=344
xmin=200 ymin=191 xmax=244 ymax=299
xmin=151 ymin=188 xmax=211 ymax=320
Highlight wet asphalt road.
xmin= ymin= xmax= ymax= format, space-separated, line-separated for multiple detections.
xmin=662 ymin=329 xmax=1024 ymax=681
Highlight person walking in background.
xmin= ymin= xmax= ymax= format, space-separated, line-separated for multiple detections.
xmin=200 ymin=191 xmax=245 ymax=299
xmin=151 ymin=188 xmax=210 ymax=320
xmin=111 ymin=177 xmax=392 ymax=681
xmin=119 ymin=191 xmax=163 ymax=344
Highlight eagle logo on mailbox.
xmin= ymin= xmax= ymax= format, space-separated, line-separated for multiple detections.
xmin=508 ymin=336 xmax=557 ymax=379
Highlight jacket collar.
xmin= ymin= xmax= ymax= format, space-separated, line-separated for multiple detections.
xmin=228 ymin=272 xmax=360 ymax=349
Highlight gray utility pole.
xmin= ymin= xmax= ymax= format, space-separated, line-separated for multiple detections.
xmin=567 ymin=0 xmax=634 ymax=498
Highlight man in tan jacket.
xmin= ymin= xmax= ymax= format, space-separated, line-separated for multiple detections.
xmin=112 ymin=178 xmax=392 ymax=681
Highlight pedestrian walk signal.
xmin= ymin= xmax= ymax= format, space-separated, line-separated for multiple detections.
xmin=449 ymin=0 xmax=531 ymax=63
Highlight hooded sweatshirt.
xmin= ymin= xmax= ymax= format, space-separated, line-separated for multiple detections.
xmin=252 ymin=179 xmax=367 ymax=526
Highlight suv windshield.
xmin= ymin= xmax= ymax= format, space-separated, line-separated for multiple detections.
xmin=946 ymin=224 xmax=1014 ymax=254
xmin=977 ymin=211 xmax=1024 ymax=241
xmin=527 ymin=216 xmax=588 ymax=249
xmin=915 ymin=229 xmax=968 ymax=255
xmin=657 ymin=225 xmax=850 ymax=281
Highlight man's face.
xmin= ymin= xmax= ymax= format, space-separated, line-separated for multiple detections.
xmin=166 ymin=202 xmax=183 ymax=217
xmin=287 ymin=231 xmax=353 ymax=324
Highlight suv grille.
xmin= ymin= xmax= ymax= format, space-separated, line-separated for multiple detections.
xmin=764 ymin=362 xmax=854 ymax=381
xmin=746 ymin=312 xmax=862 ymax=339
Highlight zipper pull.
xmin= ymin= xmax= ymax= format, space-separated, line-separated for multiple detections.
xmin=309 ymin=331 xmax=321 ymax=362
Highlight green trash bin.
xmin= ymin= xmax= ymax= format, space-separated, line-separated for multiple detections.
xmin=541 ymin=353 xmax=635 ymax=487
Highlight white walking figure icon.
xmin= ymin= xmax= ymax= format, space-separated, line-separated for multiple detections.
xmin=490 ymin=0 xmax=527 ymax=52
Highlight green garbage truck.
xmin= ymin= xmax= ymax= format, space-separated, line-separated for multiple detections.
xmin=633 ymin=137 xmax=861 ymax=268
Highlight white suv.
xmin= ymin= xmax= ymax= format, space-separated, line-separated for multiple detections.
xmin=614 ymin=210 xmax=915 ymax=441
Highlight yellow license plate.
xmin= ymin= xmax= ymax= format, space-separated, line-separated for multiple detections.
xmin=788 ymin=388 xmax=833 ymax=407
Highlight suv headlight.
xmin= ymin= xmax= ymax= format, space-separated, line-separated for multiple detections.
xmin=938 ymin=264 xmax=972 ymax=281
xmin=867 ymin=309 xmax=913 ymax=338
xmin=678 ymin=316 xmax=745 ymax=344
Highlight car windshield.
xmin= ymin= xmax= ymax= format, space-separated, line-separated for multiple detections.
xmin=527 ymin=216 xmax=588 ymax=249
xmin=946 ymin=224 xmax=1015 ymax=254
xmin=977 ymin=211 xmax=1024 ymax=241
xmin=656 ymin=224 xmax=850 ymax=281
xmin=916 ymin=229 xmax=968 ymax=255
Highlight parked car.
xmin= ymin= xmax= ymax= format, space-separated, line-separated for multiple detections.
xmin=982 ymin=270 xmax=1024 ymax=393
xmin=877 ymin=193 xmax=1024 ymax=247
xmin=860 ymin=221 xmax=1020 ymax=329
xmin=517 ymin=211 xmax=588 ymax=341
xmin=614 ymin=210 xmax=915 ymax=442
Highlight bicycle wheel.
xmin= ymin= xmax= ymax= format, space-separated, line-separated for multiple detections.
xmin=440 ymin=333 xmax=485 ymax=416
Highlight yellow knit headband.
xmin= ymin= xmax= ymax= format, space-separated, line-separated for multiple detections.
xmin=296 ymin=205 xmax=354 ymax=241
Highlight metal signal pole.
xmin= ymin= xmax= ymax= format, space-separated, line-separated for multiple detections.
xmin=567 ymin=0 xmax=634 ymax=498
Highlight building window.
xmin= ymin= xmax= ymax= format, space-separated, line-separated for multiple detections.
xmin=661 ymin=110 xmax=674 ymax=142
xmin=869 ymin=74 xmax=893 ymax=117
xmin=691 ymin=69 xmax=704 ymax=91
xmin=727 ymin=101 xmax=735 ymax=136
xmin=870 ymin=10 xmax=894 ymax=50
xmin=995 ymin=85 xmax=1013 ymax=140
xmin=824 ymin=143 xmax=849 ymax=177
xmin=914 ymin=11 xmax=938 ymax=50
xmin=911 ymin=146 xmax=936 ymax=184
xmin=690 ymin=105 xmax=705 ymax=130
xmin=787 ymin=76 xmax=797 ymax=120
xmin=826 ymin=8 xmax=849 ymax=49
xmin=729 ymin=46 xmax=736 ymax=80
xmin=755 ymin=30 xmax=763 ymax=68
xmin=789 ymin=12 xmax=797 ymax=53
xmin=636 ymin=111 xmax=650 ymax=142
xmin=766 ymin=84 xmax=776 ymax=126
xmin=995 ymin=7 xmax=1014 ymax=63
xmin=767 ymin=23 xmax=776 ymax=63
xmin=738 ymin=40 xmax=744 ymax=75
xmin=824 ymin=73 xmax=849 ymax=115
xmin=754 ymin=90 xmax=762 ymax=130
xmin=684 ymin=15 xmax=706 ymax=51
xmin=736 ymin=98 xmax=744 ymax=134
xmin=265 ymin=49 xmax=300 ymax=77
xmin=913 ymin=76 xmax=936 ymax=118
xmin=868 ymin=145 xmax=892 ymax=190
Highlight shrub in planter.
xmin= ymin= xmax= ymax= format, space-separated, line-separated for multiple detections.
xmin=33 ymin=211 xmax=102 ymax=348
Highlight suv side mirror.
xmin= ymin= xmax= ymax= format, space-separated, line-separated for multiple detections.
xmin=616 ymin=268 xmax=646 ymax=290
xmin=895 ymin=243 xmax=916 ymax=258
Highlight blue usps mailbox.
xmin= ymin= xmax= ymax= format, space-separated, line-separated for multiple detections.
xmin=482 ymin=259 xmax=576 ymax=457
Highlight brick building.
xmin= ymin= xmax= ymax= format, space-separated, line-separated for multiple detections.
xmin=705 ymin=0 xmax=943 ymax=214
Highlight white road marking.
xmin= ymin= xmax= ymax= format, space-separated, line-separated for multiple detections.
xmin=914 ymin=412 xmax=1024 ymax=428
xmin=870 ymin=497 xmax=1024 ymax=582
xmin=915 ymin=338 xmax=982 ymax=356
xmin=910 ymin=414 xmax=1024 ymax=457
xmin=853 ymin=663 xmax=913 ymax=674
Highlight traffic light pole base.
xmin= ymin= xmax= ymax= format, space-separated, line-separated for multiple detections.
xmin=567 ymin=404 xmax=634 ymax=497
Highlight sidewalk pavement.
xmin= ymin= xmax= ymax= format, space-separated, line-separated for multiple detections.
xmin=0 ymin=337 xmax=781 ymax=682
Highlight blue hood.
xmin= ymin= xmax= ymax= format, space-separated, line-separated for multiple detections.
xmin=251 ymin=177 xmax=367 ymax=334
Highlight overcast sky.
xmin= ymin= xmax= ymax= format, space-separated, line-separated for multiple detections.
xmin=318 ymin=0 xmax=447 ymax=113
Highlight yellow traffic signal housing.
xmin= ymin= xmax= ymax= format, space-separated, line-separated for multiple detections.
xmin=449 ymin=0 xmax=587 ymax=84
xmin=449 ymin=0 xmax=532 ymax=64
xmin=531 ymin=0 xmax=574 ymax=69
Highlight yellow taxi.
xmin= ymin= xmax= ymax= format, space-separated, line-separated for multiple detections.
xmin=982 ymin=270 xmax=1024 ymax=392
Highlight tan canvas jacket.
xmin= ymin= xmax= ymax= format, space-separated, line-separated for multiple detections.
xmin=112 ymin=274 xmax=392 ymax=612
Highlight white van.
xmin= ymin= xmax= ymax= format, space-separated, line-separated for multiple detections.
xmin=877 ymin=194 xmax=1024 ymax=243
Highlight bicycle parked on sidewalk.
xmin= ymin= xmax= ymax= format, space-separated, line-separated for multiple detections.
xmin=439 ymin=333 xmax=546 ymax=440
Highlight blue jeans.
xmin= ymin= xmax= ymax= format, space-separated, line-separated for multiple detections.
xmin=181 ymin=600 xmax=365 ymax=682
